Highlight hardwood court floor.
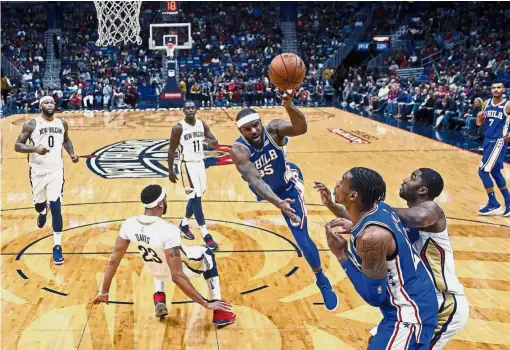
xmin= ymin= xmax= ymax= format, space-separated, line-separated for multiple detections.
xmin=1 ymin=107 xmax=509 ymax=349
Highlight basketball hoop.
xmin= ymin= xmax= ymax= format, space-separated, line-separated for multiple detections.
xmin=165 ymin=43 xmax=176 ymax=58
xmin=93 ymin=1 xmax=143 ymax=46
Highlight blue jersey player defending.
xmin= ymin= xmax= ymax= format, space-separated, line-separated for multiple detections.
xmin=476 ymin=80 xmax=510 ymax=216
xmin=319 ymin=167 xmax=438 ymax=349
xmin=229 ymin=90 xmax=339 ymax=311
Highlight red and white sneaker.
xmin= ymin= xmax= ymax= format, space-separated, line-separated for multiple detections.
xmin=213 ymin=309 xmax=236 ymax=327
xmin=153 ymin=292 xmax=168 ymax=317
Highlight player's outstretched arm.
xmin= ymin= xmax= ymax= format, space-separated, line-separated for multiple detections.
xmin=165 ymin=247 xmax=231 ymax=311
xmin=167 ymin=124 xmax=183 ymax=183
xmin=269 ymin=89 xmax=307 ymax=139
xmin=14 ymin=119 xmax=39 ymax=153
xmin=230 ymin=144 xmax=299 ymax=222
xmin=202 ymin=121 xmax=218 ymax=148
xmin=62 ymin=120 xmax=78 ymax=163
xmin=393 ymin=201 xmax=439 ymax=228
xmin=93 ymin=237 xmax=131 ymax=304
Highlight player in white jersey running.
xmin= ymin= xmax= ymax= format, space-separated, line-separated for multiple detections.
xmin=167 ymin=101 xmax=219 ymax=249
xmin=93 ymin=184 xmax=236 ymax=327
xmin=316 ymin=168 xmax=468 ymax=348
xmin=14 ymin=96 xmax=79 ymax=265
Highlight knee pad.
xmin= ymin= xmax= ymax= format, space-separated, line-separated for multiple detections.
xmin=491 ymin=168 xmax=507 ymax=188
xmin=203 ymin=249 xmax=219 ymax=279
xmin=194 ymin=197 xmax=205 ymax=225
xmin=35 ymin=202 xmax=47 ymax=213
xmin=49 ymin=198 xmax=63 ymax=232
xmin=478 ymin=169 xmax=494 ymax=188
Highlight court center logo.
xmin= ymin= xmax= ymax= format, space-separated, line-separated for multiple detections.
xmin=87 ymin=139 xmax=233 ymax=179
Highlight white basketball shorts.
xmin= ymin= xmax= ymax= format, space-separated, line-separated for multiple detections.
xmin=30 ymin=168 xmax=64 ymax=204
xmin=180 ymin=160 xmax=206 ymax=199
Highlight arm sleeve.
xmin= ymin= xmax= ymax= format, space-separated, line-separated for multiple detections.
xmin=341 ymin=258 xmax=388 ymax=307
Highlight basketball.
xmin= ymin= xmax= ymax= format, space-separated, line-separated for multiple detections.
xmin=269 ymin=53 xmax=306 ymax=90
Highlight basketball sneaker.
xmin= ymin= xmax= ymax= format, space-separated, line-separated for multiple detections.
xmin=203 ymin=234 xmax=218 ymax=250
xmin=503 ymin=204 xmax=510 ymax=217
xmin=153 ymin=292 xmax=169 ymax=317
xmin=316 ymin=276 xmax=339 ymax=311
xmin=37 ymin=212 xmax=47 ymax=228
xmin=179 ymin=221 xmax=195 ymax=240
xmin=478 ymin=202 xmax=501 ymax=215
xmin=213 ymin=309 xmax=236 ymax=327
xmin=53 ymin=245 xmax=64 ymax=265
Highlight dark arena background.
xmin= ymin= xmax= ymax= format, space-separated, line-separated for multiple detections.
xmin=1 ymin=1 xmax=510 ymax=349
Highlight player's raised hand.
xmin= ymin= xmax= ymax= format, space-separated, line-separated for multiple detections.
xmin=35 ymin=145 xmax=50 ymax=155
xmin=477 ymin=111 xmax=486 ymax=120
xmin=325 ymin=223 xmax=349 ymax=261
xmin=313 ymin=181 xmax=333 ymax=207
xmin=206 ymin=300 xmax=232 ymax=311
xmin=92 ymin=293 xmax=109 ymax=305
xmin=276 ymin=89 xmax=297 ymax=106
xmin=328 ymin=218 xmax=353 ymax=233
xmin=70 ymin=154 xmax=79 ymax=163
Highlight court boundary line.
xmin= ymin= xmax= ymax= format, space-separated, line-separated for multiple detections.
xmin=2 ymin=200 xmax=508 ymax=227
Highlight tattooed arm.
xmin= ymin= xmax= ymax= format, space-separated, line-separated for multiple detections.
xmin=14 ymin=119 xmax=42 ymax=153
xmin=62 ymin=119 xmax=78 ymax=162
xmin=393 ymin=201 xmax=440 ymax=228
xmin=338 ymin=225 xmax=395 ymax=307
xmin=230 ymin=144 xmax=300 ymax=223
xmin=165 ymin=247 xmax=209 ymax=307
xmin=356 ymin=226 xmax=396 ymax=279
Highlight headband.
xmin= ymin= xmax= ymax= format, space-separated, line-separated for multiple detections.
xmin=144 ymin=187 xmax=166 ymax=208
xmin=39 ymin=96 xmax=55 ymax=107
xmin=236 ymin=113 xmax=260 ymax=128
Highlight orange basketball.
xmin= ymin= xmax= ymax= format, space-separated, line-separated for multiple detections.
xmin=268 ymin=53 xmax=306 ymax=90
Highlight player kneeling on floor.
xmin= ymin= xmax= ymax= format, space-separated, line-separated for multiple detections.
xmin=92 ymin=184 xmax=236 ymax=327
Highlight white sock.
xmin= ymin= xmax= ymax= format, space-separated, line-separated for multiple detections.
xmin=181 ymin=217 xmax=190 ymax=226
xmin=200 ymin=225 xmax=208 ymax=238
xmin=154 ymin=279 xmax=164 ymax=293
xmin=206 ymin=276 xmax=221 ymax=300
xmin=53 ymin=232 xmax=62 ymax=246
xmin=41 ymin=208 xmax=47 ymax=215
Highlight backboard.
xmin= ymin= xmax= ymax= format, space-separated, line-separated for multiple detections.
xmin=149 ymin=23 xmax=192 ymax=51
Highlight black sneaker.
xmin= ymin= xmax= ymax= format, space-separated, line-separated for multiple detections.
xmin=37 ymin=212 xmax=47 ymax=228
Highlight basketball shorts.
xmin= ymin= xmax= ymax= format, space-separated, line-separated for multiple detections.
xmin=179 ymin=160 xmax=206 ymax=199
xmin=368 ymin=318 xmax=435 ymax=350
xmin=479 ymin=137 xmax=508 ymax=172
xmin=429 ymin=294 xmax=469 ymax=349
xmin=30 ymin=168 xmax=64 ymax=204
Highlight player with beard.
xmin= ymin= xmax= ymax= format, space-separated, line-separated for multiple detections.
xmin=229 ymin=90 xmax=339 ymax=311
xmin=14 ymin=96 xmax=79 ymax=265
xmin=93 ymin=184 xmax=236 ymax=327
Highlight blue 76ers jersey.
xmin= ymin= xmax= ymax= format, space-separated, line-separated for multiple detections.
xmin=234 ymin=127 xmax=293 ymax=198
xmin=349 ymin=202 xmax=438 ymax=344
xmin=483 ymin=98 xmax=510 ymax=139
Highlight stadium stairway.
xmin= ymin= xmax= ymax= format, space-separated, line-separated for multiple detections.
xmin=42 ymin=29 xmax=62 ymax=88
xmin=281 ymin=21 xmax=298 ymax=54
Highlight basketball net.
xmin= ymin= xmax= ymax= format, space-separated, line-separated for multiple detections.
xmin=166 ymin=43 xmax=176 ymax=59
xmin=93 ymin=1 xmax=142 ymax=46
